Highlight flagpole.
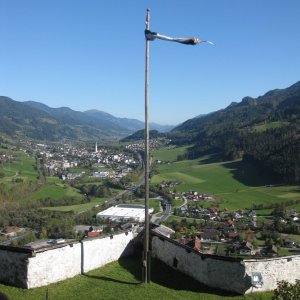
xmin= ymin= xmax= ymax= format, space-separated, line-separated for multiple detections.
xmin=143 ymin=7 xmax=150 ymax=284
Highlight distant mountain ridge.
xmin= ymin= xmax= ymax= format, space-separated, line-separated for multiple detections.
xmin=0 ymin=97 xmax=174 ymax=141
xmin=172 ymin=81 xmax=300 ymax=138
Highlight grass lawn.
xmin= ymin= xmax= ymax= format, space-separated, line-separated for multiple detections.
xmin=0 ymin=256 xmax=272 ymax=300
xmin=151 ymin=151 xmax=300 ymax=211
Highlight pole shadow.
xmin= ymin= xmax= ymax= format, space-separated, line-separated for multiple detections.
xmin=82 ymin=274 xmax=141 ymax=286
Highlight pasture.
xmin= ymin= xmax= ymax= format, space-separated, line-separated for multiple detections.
xmin=27 ymin=183 xmax=84 ymax=203
xmin=0 ymin=151 xmax=37 ymax=182
xmin=151 ymin=147 xmax=300 ymax=211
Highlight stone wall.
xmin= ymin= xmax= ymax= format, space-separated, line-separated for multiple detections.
xmin=0 ymin=246 xmax=32 ymax=288
xmin=82 ymin=232 xmax=135 ymax=273
xmin=244 ymin=256 xmax=300 ymax=293
xmin=2 ymin=230 xmax=300 ymax=293
xmin=0 ymin=231 xmax=136 ymax=289
xmin=151 ymin=233 xmax=300 ymax=294
xmin=27 ymin=241 xmax=82 ymax=289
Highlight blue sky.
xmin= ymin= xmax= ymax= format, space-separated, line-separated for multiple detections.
xmin=1 ymin=1 xmax=299 ymax=125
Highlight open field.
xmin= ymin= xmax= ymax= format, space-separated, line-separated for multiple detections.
xmin=25 ymin=183 xmax=84 ymax=203
xmin=43 ymin=197 xmax=108 ymax=213
xmin=0 ymin=151 xmax=37 ymax=182
xmin=152 ymin=148 xmax=300 ymax=211
xmin=152 ymin=146 xmax=188 ymax=162
xmin=0 ymin=256 xmax=272 ymax=300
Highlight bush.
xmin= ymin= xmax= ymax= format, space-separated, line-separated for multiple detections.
xmin=273 ymin=280 xmax=300 ymax=300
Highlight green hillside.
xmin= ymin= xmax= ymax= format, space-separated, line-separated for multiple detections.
xmin=152 ymin=147 xmax=300 ymax=212
xmin=170 ymin=81 xmax=300 ymax=184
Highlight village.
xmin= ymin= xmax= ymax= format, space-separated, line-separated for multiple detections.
xmin=158 ymin=184 xmax=300 ymax=258
xmin=1 ymin=140 xmax=300 ymax=262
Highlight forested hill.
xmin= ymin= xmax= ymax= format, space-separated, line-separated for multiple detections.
xmin=170 ymin=81 xmax=300 ymax=184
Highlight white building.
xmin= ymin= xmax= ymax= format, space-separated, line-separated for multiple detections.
xmin=96 ymin=204 xmax=154 ymax=223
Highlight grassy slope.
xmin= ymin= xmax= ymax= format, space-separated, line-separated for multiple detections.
xmin=0 ymin=151 xmax=37 ymax=182
xmin=152 ymin=147 xmax=300 ymax=211
xmin=28 ymin=184 xmax=83 ymax=201
xmin=0 ymin=257 xmax=272 ymax=300
xmin=152 ymin=146 xmax=188 ymax=161
xmin=43 ymin=197 xmax=108 ymax=213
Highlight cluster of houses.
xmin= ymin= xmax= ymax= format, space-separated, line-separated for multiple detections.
xmin=31 ymin=142 xmax=137 ymax=181
xmin=125 ymin=138 xmax=171 ymax=152
xmin=0 ymin=154 xmax=14 ymax=164
xmin=175 ymin=205 xmax=257 ymax=228
xmin=169 ymin=196 xmax=300 ymax=258
xmin=181 ymin=191 xmax=214 ymax=201
xmin=158 ymin=180 xmax=181 ymax=189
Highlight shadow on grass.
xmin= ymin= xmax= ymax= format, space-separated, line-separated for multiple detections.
xmin=222 ymin=160 xmax=279 ymax=187
xmin=198 ymin=152 xmax=224 ymax=164
xmin=83 ymin=274 xmax=141 ymax=286
xmin=118 ymin=255 xmax=238 ymax=297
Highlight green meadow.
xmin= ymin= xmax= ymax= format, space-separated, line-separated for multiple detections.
xmin=0 ymin=151 xmax=37 ymax=182
xmin=152 ymin=147 xmax=300 ymax=211
xmin=27 ymin=183 xmax=84 ymax=203
xmin=253 ymin=121 xmax=290 ymax=132
xmin=0 ymin=256 xmax=272 ymax=300
xmin=43 ymin=197 xmax=108 ymax=213
xmin=153 ymin=145 xmax=188 ymax=162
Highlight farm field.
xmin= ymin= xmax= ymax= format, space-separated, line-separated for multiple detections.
xmin=151 ymin=147 xmax=300 ymax=211
xmin=0 ymin=256 xmax=272 ymax=300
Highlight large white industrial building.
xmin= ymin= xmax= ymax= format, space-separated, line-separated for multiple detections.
xmin=96 ymin=204 xmax=154 ymax=223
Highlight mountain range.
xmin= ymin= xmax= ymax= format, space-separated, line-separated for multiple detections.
xmin=0 ymin=81 xmax=299 ymax=182
xmin=0 ymin=97 xmax=173 ymax=141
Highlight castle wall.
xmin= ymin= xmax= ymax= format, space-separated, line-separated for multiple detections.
xmin=0 ymin=231 xmax=136 ymax=289
xmin=1 ymin=230 xmax=300 ymax=293
xmin=244 ymin=256 xmax=300 ymax=293
xmin=151 ymin=234 xmax=300 ymax=294
xmin=82 ymin=232 xmax=135 ymax=273
xmin=27 ymin=242 xmax=82 ymax=289
xmin=0 ymin=247 xmax=31 ymax=288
